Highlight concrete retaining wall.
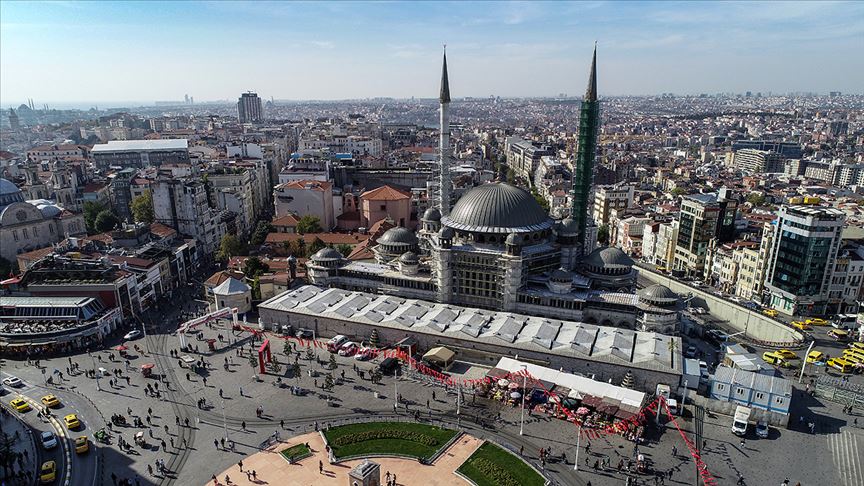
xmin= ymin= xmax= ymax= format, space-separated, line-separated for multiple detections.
xmin=639 ymin=268 xmax=804 ymax=346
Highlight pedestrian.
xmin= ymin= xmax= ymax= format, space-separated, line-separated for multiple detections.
xmin=238 ymin=460 xmax=243 ymax=472
xmin=148 ymin=465 xmax=153 ymax=476
xmin=185 ymin=417 xmax=190 ymax=427
xmin=239 ymin=386 xmax=243 ymax=397
xmin=319 ymin=460 xmax=323 ymax=474
xmin=672 ymin=445 xmax=677 ymax=457
xmin=176 ymin=416 xmax=180 ymax=426
xmin=241 ymin=421 xmax=246 ymax=431
xmin=252 ymin=471 xmax=257 ymax=480
xmin=225 ymin=475 xmax=231 ymax=485
xmin=170 ymin=437 xmax=174 ymax=448
xmin=164 ymin=425 xmax=169 ymax=434
xmin=161 ymin=439 xmax=166 ymax=450
xmin=219 ymin=388 xmax=223 ymax=398
xmin=214 ymin=439 xmax=219 ymax=449
xmin=740 ymin=438 xmax=745 ymax=447
xmin=280 ymin=419 xmax=285 ymax=429
xmin=221 ymin=437 xmax=226 ymax=449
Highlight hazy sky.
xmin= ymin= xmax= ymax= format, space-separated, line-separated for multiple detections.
xmin=1 ymin=0 xmax=862 ymax=105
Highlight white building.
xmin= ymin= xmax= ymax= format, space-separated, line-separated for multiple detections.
xmin=151 ymin=179 xmax=226 ymax=255
xmin=594 ymin=184 xmax=634 ymax=227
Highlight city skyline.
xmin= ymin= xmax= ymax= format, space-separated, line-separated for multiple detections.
xmin=1 ymin=0 xmax=863 ymax=105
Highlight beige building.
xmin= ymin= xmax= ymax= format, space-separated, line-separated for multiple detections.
xmin=273 ymin=180 xmax=335 ymax=230
xmin=360 ymin=185 xmax=412 ymax=229
xmin=734 ymin=245 xmax=764 ymax=301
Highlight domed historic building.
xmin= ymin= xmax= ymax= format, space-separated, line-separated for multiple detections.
xmin=304 ymin=48 xmax=679 ymax=333
xmin=0 ymin=178 xmax=86 ymax=263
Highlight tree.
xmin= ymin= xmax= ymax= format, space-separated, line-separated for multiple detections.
xmin=130 ymin=190 xmax=154 ymax=224
xmin=83 ymin=201 xmax=107 ymax=233
xmin=283 ymin=340 xmax=292 ymax=356
xmin=328 ymin=352 xmax=337 ymax=370
xmin=597 ymin=224 xmax=610 ymax=246
xmin=308 ymin=237 xmax=326 ymax=257
xmin=323 ymin=373 xmax=335 ymax=391
xmin=250 ymin=221 xmax=273 ymax=246
xmin=531 ymin=189 xmax=550 ymax=211
xmin=506 ymin=168 xmax=516 ymax=185
xmin=217 ymin=234 xmax=244 ymax=261
xmin=305 ymin=346 xmax=315 ymax=361
xmin=0 ymin=257 xmax=14 ymax=279
xmin=269 ymin=361 xmax=282 ymax=375
xmin=335 ymin=244 xmax=353 ymax=257
xmin=248 ymin=354 xmax=259 ymax=377
xmin=94 ymin=210 xmax=119 ymax=232
xmin=242 ymin=256 xmax=270 ymax=278
xmin=671 ymin=187 xmax=688 ymax=197
xmin=296 ymin=215 xmax=322 ymax=235
xmin=746 ymin=193 xmax=766 ymax=206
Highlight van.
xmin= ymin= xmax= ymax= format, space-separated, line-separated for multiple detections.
xmin=843 ymin=348 xmax=864 ymax=361
xmin=732 ymin=405 xmax=751 ymax=436
xmin=762 ymin=352 xmax=788 ymax=367
xmin=842 ymin=352 xmax=863 ymax=365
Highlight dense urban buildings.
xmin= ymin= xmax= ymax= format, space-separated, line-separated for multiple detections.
xmin=237 ymin=91 xmax=263 ymax=123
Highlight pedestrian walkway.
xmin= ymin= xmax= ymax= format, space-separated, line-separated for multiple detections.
xmin=0 ymin=407 xmax=39 ymax=485
xmin=211 ymin=431 xmax=484 ymax=486
xmin=827 ymin=429 xmax=863 ymax=486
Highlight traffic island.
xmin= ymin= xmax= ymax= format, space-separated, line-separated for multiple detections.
xmin=456 ymin=441 xmax=545 ymax=486
xmin=322 ymin=421 xmax=458 ymax=461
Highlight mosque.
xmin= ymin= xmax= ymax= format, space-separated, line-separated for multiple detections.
xmin=306 ymin=48 xmax=680 ymax=334
xmin=0 ymin=178 xmax=86 ymax=263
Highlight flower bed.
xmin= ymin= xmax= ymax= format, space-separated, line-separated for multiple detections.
xmin=280 ymin=443 xmax=312 ymax=463
xmin=323 ymin=422 xmax=457 ymax=460
xmin=457 ymin=442 xmax=544 ymax=486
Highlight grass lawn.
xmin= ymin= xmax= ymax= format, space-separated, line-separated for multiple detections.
xmin=457 ymin=441 xmax=545 ymax=486
xmin=323 ymin=422 xmax=457 ymax=460
xmin=280 ymin=443 xmax=311 ymax=462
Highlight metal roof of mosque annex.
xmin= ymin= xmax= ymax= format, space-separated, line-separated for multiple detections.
xmin=442 ymin=183 xmax=553 ymax=234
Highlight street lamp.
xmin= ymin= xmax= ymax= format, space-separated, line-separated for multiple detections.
xmin=519 ymin=364 xmax=527 ymax=436
xmin=394 ymin=369 xmax=399 ymax=410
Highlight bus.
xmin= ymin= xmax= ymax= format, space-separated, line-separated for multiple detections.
xmin=832 ymin=314 xmax=859 ymax=329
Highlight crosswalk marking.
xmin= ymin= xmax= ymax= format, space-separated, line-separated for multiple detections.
xmin=827 ymin=429 xmax=864 ymax=486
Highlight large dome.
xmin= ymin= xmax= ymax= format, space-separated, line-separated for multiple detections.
xmin=443 ymin=183 xmax=553 ymax=234
xmin=638 ymin=284 xmax=678 ymax=304
xmin=585 ymin=247 xmax=634 ymax=269
xmin=0 ymin=178 xmax=25 ymax=210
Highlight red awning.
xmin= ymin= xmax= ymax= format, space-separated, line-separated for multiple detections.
xmin=114 ymin=345 xmax=128 ymax=351
xmin=141 ymin=363 xmax=155 ymax=370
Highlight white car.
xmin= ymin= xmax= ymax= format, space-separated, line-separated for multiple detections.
xmin=2 ymin=376 xmax=23 ymax=388
xmin=755 ymin=421 xmax=769 ymax=439
xmin=41 ymin=431 xmax=58 ymax=450
xmin=124 ymin=330 xmax=143 ymax=340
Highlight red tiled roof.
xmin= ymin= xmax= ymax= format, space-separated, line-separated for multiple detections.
xmin=336 ymin=211 xmax=361 ymax=222
xmin=277 ymin=180 xmax=332 ymax=191
xmin=82 ymin=183 xmax=107 ymax=193
xmin=149 ymin=223 xmax=177 ymax=239
xmin=271 ymin=214 xmax=299 ymax=227
xmin=361 ymin=185 xmax=410 ymax=201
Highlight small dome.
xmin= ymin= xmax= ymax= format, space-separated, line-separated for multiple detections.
xmin=638 ymin=284 xmax=678 ymax=303
xmin=0 ymin=178 xmax=20 ymax=196
xmin=422 ymin=207 xmax=441 ymax=222
xmin=399 ymin=251 xmax=419 ymax=264
xmin=37 ymin=203 xmax=62 ymax=218
xmin=585 ymin=247 xmax=634 ymax=269
xmin=439 ymin=227 xmax=455 ymax=239
xmin=378 ymin=227 xmax=418 ymax=246
xmin=550 ymin=268 xmax=572 ymax=283
xmin=311 ymin=248 xmax=343 ymax=261
xmin=505 ymin=233 xmax=523 ymax=246
xmin=557 ymin=217 xmax=579 ymax=236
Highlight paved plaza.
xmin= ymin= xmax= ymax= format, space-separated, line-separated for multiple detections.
xmin=2 ymin=280 xmax=862 ymax=486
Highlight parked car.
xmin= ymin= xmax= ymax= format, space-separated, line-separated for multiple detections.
xmin=762 ymin=309 xmax=779 ymax=318
xmin=338 ymin=342 xmax=358 ymax=357
xmin=124 ymin=329 xmax=143 ymax=340
xmin=805 ymin=318 xmax=829 ymax=326
xmin=297 ymin=328 xmax=314 ymax=339
xmin=827 ymin=357 xmax=853 ymax=373
xmin=775 ymin=350 xmax=798 ymax=360
xmin=828 ymin=329 xmax=850 ymax=341
xmin=791 ymin=321 xmax=810 ymax=331
xmin=354 ymin=347 xmax=374 ymax=360
xmin=327 ymin=335 xmax=348 ymax=352
xmin=41 ymin=431 xmax=58 ymax=450
xmin=685 ymin=346 xmax=699 ymax=359
xmin=806 ymin=350 xmax=825 ymax=364
xmin=755 ymin=421 xmax=769 ymax=439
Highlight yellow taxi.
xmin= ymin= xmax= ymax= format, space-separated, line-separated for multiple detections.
xmin=791 ymin=321 xmax=810 ymax=331
xmin=762 ymin=351 xmax=789 ymax=367
xmin=775 ymin=349 xmax=799 ymax=360
xmin=762 ymin=309 xmax=779 ymax=318
xmin=805 ymin=318 xmax=829 ymax=326
xmin=843 ymin=348 xmax=864 ymax=362
xmin=849 ymin=342 xmax=864 ymax=352
xmin=40 ymin=395 xmax=61 ymax=408
xmin=827 ymin=357 xmax=854 ymax=373
xmin=74 ymin=436 xmax=89 ymax=454
xmin=64 ymin=414 xmax=80 ymax=430
xmin=828 ymin=329 xmax=850 ymax=341
xmin=806 ymin=350 xmax=825 ymax=363
xmin=10 ymin=397 xmax=31 ymax=413
xmin=843 ymin=352 xmax=863 ymax=365
xmin=40 ymin=460 xmax=56 ymax=483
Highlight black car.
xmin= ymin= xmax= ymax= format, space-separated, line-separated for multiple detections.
xmin=379 ymin=357 xmax=401 ymax=375
xmin=297 ymin=328 xmax=314 ymax=339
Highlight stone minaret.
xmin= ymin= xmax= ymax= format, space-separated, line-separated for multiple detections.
xmin=438 ymin=48 xmax=452 ymax=216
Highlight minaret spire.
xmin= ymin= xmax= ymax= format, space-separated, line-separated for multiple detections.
xmin=440 ymin=45 xmax=451 ymax=104
xmin=585 ymin=41 xmax=597 ymax=102
xmin=438 ymin=46 xmax=452 ymax=216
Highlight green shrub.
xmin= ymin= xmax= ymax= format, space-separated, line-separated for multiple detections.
xmin=331 ymin=429 xmax=438 ymax=447
xmin=468 ymin=457 xmax=521 ymax=486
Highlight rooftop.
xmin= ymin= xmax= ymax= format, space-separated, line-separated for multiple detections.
xmin=260 ymin=286 xmax=681 ymax=375
xmin=91 ymin=139 xmax=188 ymax=153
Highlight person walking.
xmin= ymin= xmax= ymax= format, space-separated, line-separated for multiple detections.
xmin=319 ymin=460 xmax=323 ymax=474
